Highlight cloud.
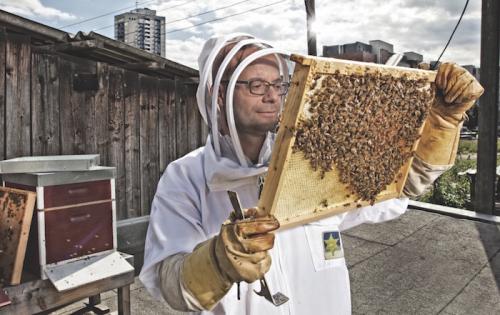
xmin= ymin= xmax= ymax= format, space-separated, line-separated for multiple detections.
xmin=0 ymin=0 xmax=76 ymax=20
xmin=314 ymin=0 xmax=480 ymax=65
xmin=0 ymin=0 xmax=481 ymax=67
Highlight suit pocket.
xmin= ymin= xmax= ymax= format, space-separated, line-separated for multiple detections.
xmin=304 ymin=223 xmax=345 ymax=272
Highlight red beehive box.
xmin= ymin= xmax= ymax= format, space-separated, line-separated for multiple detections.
xmin=2 ymin=167 xmax=116 ymax=280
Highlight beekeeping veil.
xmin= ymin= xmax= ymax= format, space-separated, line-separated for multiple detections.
xmin=196 ymin=34 xmax=290 ymax=171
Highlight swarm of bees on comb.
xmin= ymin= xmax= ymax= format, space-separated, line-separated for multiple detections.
xmin=293 ymin=70 xmax=435 ymax=204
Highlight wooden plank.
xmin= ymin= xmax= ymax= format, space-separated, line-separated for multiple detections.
xmin=95 ymin=62 xmax=110 ymax=165
xmin=475 ymin=0 xmax=499 ymax=215
xmin=123 ymin=70 xmax=141 ymax=218
xmin=57 ymin=57 xmax=72 ymax=154
xmin=175 ymin=78 xmax=189 ymax=157
xmin=0 ymin=187 xmax=36 ymax=285
xmin=1 ymin=270 xmax=134 ymax=315
xmin=59 ymin=57 xmax=97 ymax=155
xmin=139 ymin=75 xmax=159 ymax=216
xmin=0 ymin=28 xmax=6 ymax=160
xmin=5 ymin=33 xmax=31 ymax=159
xmin=158 ymin=78 xmax=176 ymax=172
xmin=108 ymin=66 xmax=126 ymax=219
xmin=31 ymin=53 xmax=60 ymax=155
xmin=118 ymin=285 xmax=131 ymax=315
xmin=312 ymin=54 xmax=436 ymax=80
xmin=184 ymin=83 xmax=201 ymax=151
xmin=35 ymin=40 xmax=103 ymax=53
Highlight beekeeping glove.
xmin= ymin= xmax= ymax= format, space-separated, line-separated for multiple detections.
xmin=403 ymin=63 xmax=484 ymax=197
xmin=180 ymin=209 xmax=279 ymax=310
xmin=416 ymin=62 xmax=483 ymax=166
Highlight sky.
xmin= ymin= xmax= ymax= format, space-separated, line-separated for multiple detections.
xmin=0 ymin=0 xmax=482 ymax=70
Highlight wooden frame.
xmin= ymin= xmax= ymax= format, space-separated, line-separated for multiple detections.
xmin=0 ymin=187 xmax=36 ymax=285
xmin=258 ymin=54 xmax=436 ymax=229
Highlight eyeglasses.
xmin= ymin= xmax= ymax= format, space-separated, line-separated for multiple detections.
xmin=224 ymin=79 xmax=290 ymax=96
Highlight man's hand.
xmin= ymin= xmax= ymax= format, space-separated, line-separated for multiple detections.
xmin=216 ymin=211 xmax=279 ymax=283
xmin=433 ymin=62 xmax=484 ymax=125
xmin=180 ymin=208 xmax=279 ymax=310
xmin=410 ymin=62 xmax=484 ymax=182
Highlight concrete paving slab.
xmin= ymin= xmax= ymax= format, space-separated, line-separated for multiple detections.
xmin=343 ymin=208 xmax=442 ymax=245
xmin=129 ymin=286 xmax=190 ymax=315
xmin=350 ymin=215 xmax=500 ymax=314
xmin=440 ymin=244 xmax=500 ymax=315
xmin=131 ymin=276 xmax=146 ymax=291
xmin=343 ymin=234 xmax=389 ymax=268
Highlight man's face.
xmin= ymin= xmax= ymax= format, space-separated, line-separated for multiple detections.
xmin=232 ymin=58 xmax=282 ymax=137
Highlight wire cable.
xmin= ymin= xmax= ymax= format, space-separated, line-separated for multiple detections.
xmin=164 ymin=0 xmax=287 ymax=35
xmin=92 ymin=0 xmax=193 ymax=32
xmin=432 ymin=0 xmax=470 ymax=69
xmin=93 ymin=0 xmax=254 ymax=34
xmin=99 ymin=0 xmax=286 ymax=38
xmin=164 ymin=0 xmax=250 ymax=25
xmin=59 ymin=0 xmax=157 ymax=29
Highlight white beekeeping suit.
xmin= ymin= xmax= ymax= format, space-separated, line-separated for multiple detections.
xmin=139 ymin=33 xmax=474 ymax=314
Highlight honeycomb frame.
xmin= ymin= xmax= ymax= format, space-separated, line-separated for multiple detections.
xmin=257 ymin=54 xmax=437 ymax=229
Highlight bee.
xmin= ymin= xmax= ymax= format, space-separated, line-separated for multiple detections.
xmin=293 ymin=70 xmax=434 ymax=204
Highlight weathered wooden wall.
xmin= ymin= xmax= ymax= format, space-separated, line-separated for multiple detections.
xmin=0 ymin=33 xmax=207 ymax=220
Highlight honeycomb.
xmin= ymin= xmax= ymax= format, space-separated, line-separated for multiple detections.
xmin=293 ymin=70 xmax=435 ymax=204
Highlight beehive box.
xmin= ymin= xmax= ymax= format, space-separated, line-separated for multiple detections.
xmin=2 ymin=167 xmax=117 ymax=280
xmin=258 ymin=54 xmax=436 ymax=229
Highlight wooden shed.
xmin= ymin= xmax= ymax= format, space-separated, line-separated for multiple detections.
xmin=0 ymin=9 xmax=206 ymax=220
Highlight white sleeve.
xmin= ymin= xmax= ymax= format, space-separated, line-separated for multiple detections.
xmin=339 ymin=197 xmax=409 ymax=231
xmin=403 ymin=156 xmax=451 ymax=198
xmin=139 ymin=161 xmax=208 ymax=301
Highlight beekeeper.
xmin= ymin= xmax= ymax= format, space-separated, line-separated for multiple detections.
xmin=139 ymin=33 xmax=483 ymax=314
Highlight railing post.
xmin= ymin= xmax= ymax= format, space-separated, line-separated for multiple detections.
xmin=475 ymin=0 xmax=500 ymax=214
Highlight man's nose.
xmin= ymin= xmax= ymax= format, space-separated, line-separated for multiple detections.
xmin=262 ymin=86 xmax=280 ymax=103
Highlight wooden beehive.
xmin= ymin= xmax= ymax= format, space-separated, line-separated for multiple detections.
xmin=2 ymin=167 xmax=116 ymax=280
xmin=258 ymin=54 xmax=436 ymax=229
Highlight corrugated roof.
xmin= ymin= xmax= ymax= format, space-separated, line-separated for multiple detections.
xmin=0 ymin=9 xmax=198 ymax=79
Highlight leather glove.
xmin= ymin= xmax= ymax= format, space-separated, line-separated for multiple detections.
xmin=180 ymin=208 xmax=279 ymax=310
xmin=416 ymin=62 xmax=484 ymax=166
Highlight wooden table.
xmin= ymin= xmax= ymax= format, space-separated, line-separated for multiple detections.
xmin=0 ymin=256 xmax=134 ymax=315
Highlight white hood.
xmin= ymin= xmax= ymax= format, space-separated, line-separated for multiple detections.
xmin=195 ymin=33 xmax=289 ymax=190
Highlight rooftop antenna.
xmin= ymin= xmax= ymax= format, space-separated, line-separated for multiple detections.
xmin=136 ymin=1 xmax=139 ymax=9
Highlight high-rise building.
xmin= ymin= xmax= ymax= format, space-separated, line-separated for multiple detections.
xmin=115 ymin=8 xmax=165 ymax=57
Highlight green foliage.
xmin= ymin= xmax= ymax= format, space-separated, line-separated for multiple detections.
xmin=416 ymin=158 xmax=476 ymax=209
xmin=457 ymin=140 xmax=477 ymax=155
xmin=458 ymin=139 xmax=500 ymax=155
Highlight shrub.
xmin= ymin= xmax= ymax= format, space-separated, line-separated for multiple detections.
xmin=457 ymin=140 xmax=477 ymax=155
xmin=416 ymin=158 xmax=476 ymax=209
